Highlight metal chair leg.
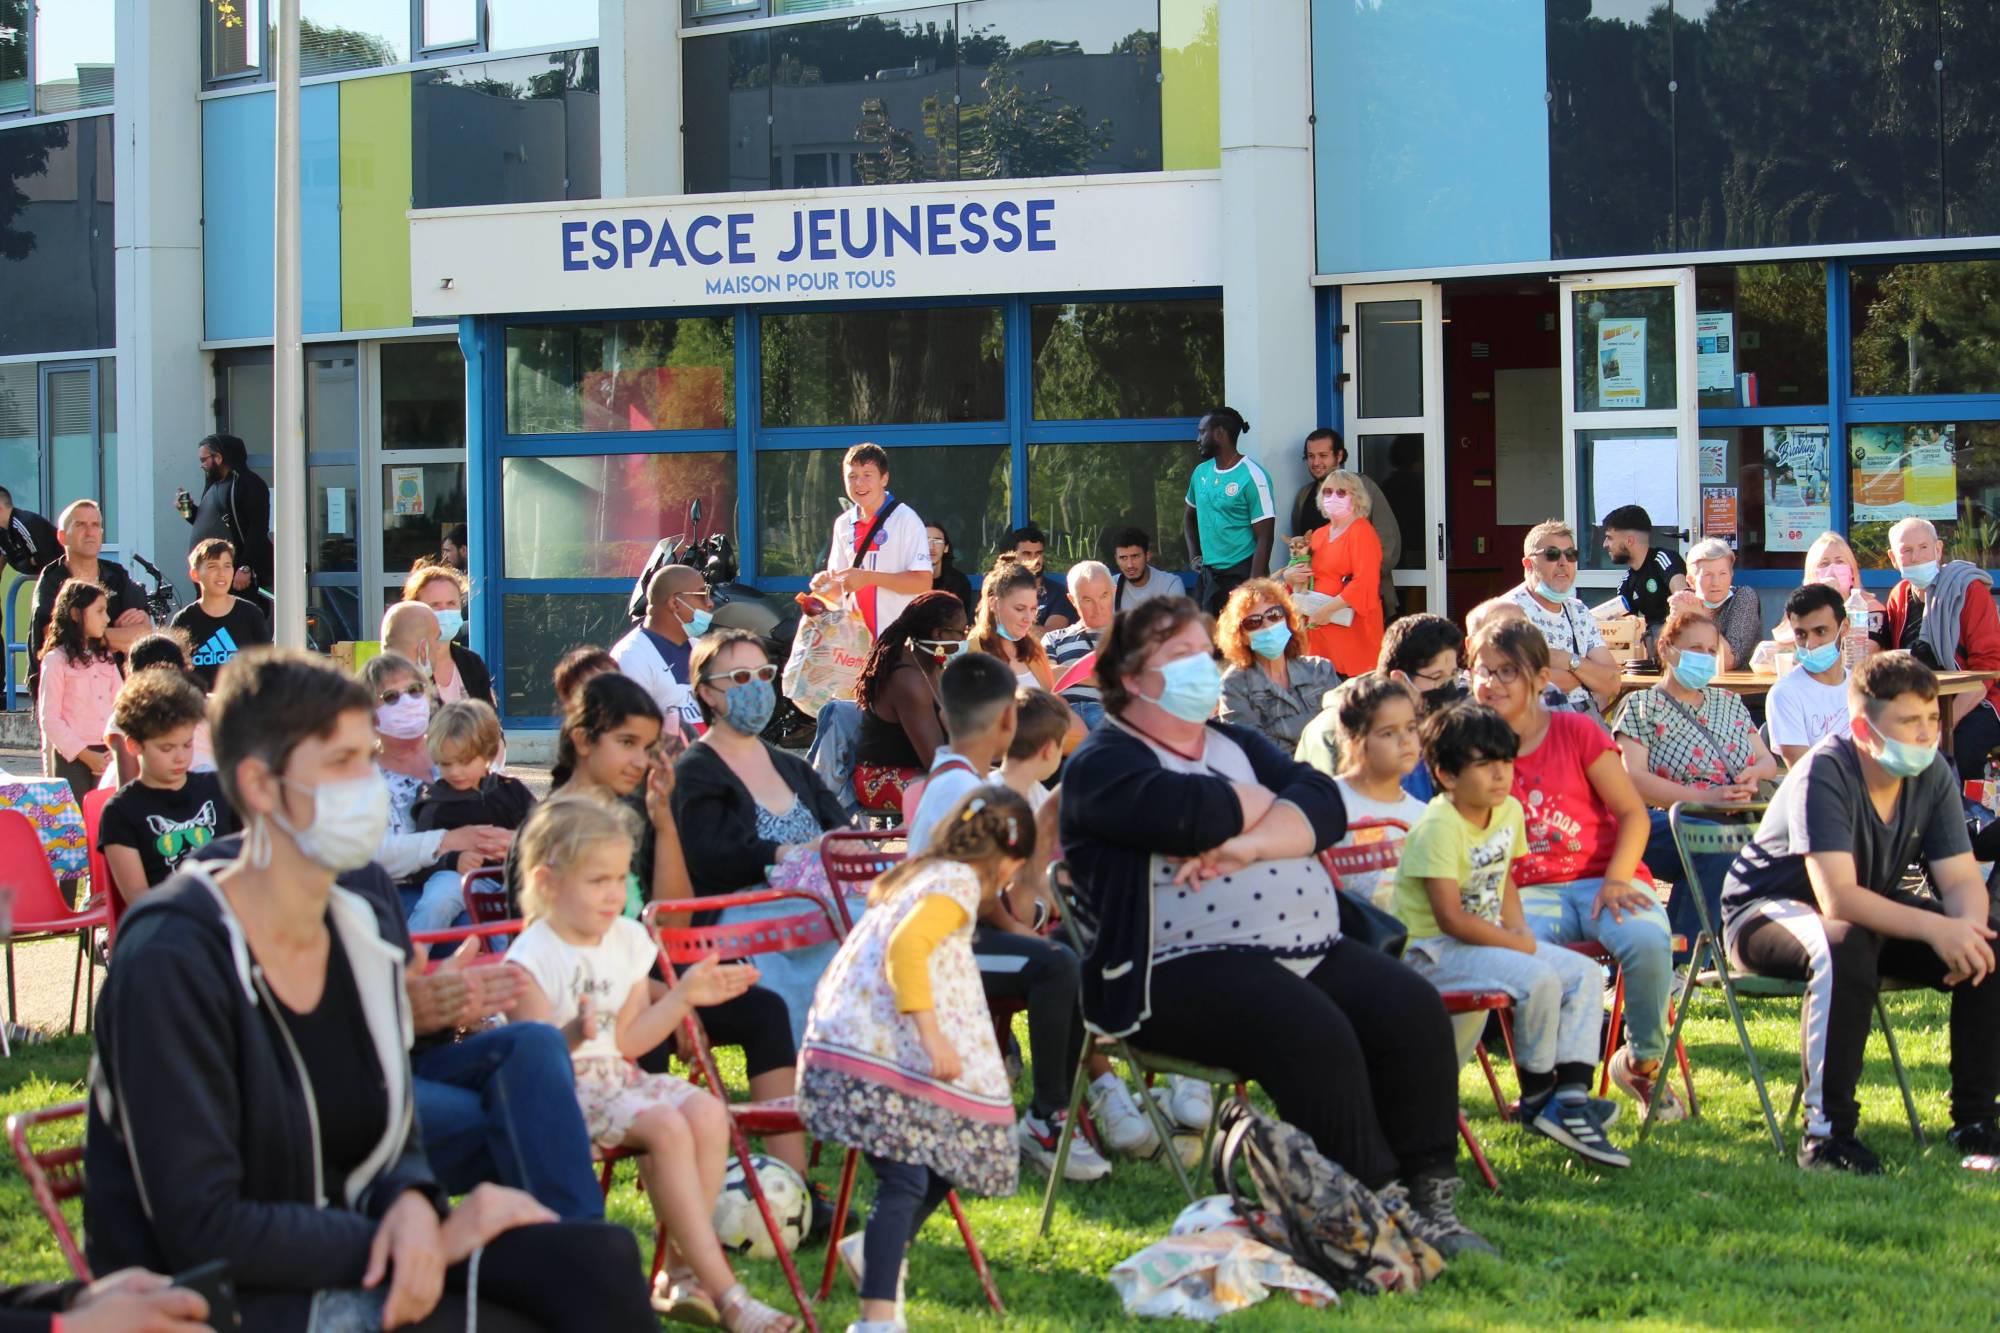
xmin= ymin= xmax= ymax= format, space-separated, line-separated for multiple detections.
xmin=1599 ymin=970 xmax=1627 ymax=1097
xmin=1641 ymin=938 xmax=1707 ymax=1142
xmin=945 ymin=1191 xmax=1005 ymax=1314
xmin=1038 ymin=1051 xmax=1093 ymax=1238
xmin=1457 ymin=1112 xmax=1500 ymax=1194
xmin=1125 ymin=1047 xmax=1199 ymax=1204
xmin=66 ymin=936 xmax=82 ymax=1035
xmin=1875 ymin=996 xmax=1926 ymax=1149
xmin=816 ymin=1148 xmax=861 ymax=1302
xmin=1712 ymin=936 xmax=1788 ymax=1156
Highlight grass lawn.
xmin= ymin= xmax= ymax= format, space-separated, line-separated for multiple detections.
xmin=5 ymin=990 xmax=1997 ymax=1329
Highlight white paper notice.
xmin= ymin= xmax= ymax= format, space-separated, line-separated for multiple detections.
xmin=326 ymin=487 xmax=348 ymax=536
xmin=1592 ymin=437 xmax=1679 ymax=529
xmin=1696 ymin=311 xmax=1735 ymax=395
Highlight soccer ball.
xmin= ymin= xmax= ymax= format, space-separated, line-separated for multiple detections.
xmin=713 ymin=1155 xmax=812 ymax=1260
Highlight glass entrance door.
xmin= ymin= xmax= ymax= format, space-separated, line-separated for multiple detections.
xmin=1341 ymin=282 xmax=1444 ymax=612
xmin=1560 ymin=269 xmax=1699 ymax=596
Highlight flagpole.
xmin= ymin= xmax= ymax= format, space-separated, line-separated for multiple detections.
xmin=272 ymin=0 xmax=306 ymax=647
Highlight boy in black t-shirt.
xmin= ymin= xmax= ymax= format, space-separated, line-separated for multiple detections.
xmin=171 ymin=538 xmax=272 ymax=690
xmin=408 ymin=699 xmax=534 ymax=931
xmin=1721 ymin=652 xmax=2000 ymax=1173
xmin=98 ymin=670 xmax=237 ymax=913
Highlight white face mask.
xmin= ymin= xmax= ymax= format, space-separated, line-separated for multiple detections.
xmin=267 ymin=771 xmax=392 ymax=872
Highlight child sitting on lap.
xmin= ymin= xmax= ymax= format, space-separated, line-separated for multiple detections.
xmin=409 ymin=698 xmax=534 ymax=931
xmin=1392 ymin=703 xmax=1630 ymax=1170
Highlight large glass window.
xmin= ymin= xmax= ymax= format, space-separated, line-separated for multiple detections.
xmin=681 ymin=28 xmax=771 ymax=195
xmin=1030 ymin=298 xmax=1222 ymax=419
xmin=422 ymin=0 xmax=480 ymax=50
xmin=0 ymin=3 xmax=25 ymax=114
xmin=956 ymin=0 xmax=1160 ymax=178
xmin=381 ymin=461 xmax=465 ymax=573
xmin=0 ymin=365 xmax=36 ymax=509
xmin=1844 ymin=421 xmax=2000 ymax=569
xmin=772 ymin=9 xmax=957 ymax=190
xmin=761 ymin=306 xmax=1004 ymax=426
xmin=758 ymin=445 xmax=1010 ymax=577
xmin=505 ymin=319 xmax=735 ymax=434
xmin=0 ymin=116 xmax=115 ymax=357
xmin=1545 ymin=1 xmax=1671 ymax=260
xmin=501 ymin=591 xmax=629 ymax=716
xmin=381 ymin=341 xmax=466 ymax=449
xmin=485 ymin=0 xmax=597 ymax=52
xmin=504 ymin=452 xmax=738 ymax=579
xmin=301 ymin=0 xmax=412 ymax=76
xmin=1026 ymin=440 xmax=1190 ymax=571
xmin=206 ymin=0 xmax=264 ymax=82
xmin=411 ymin=49 xmax=601 ymax=209
xmin=1850 ymin=261 xmax=2000 ymax=398
xmin=1943 ymin=0 xmax=2000 ymax=238
xmin=1694 ymin=263 xmax=1828 ymax=408
xmin=1570 ymin=284 xmax=1677 ymax=412
xmin=31 ymin=0 xmax=114 ymax=113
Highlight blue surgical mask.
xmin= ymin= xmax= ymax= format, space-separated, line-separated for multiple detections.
xmin=1903 ymin=559 xmax=1940 ymax=590
xmin=1671 ymin=648 xmax=1718 ymax=691
xmin=1533 ymin=579 xmax=1568 ymax=603
xmin=433 ymin=608 xmax=464 ymax=642
xmin=1145 ymin=651 xmax=1223 ymax=723
xmin=716 ymin=677 xmax=776 ymax=735
xmin=1701 ymin=595 xmax=1729 ymax=610
xmin=1870 ymin=727 xmax=1937 ymax=779
xmin=996 ymin=620 xmax=1022 ymax=643
xmin=1795 ymin=641 xmax=1842 ymax=675
xmin=679 ymin=598 xmax=713 ymax=637
xmin=1248 ymin=623 xmax=1292 ymax=661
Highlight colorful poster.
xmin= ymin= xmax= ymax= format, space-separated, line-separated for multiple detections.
xmin=1851 ymin=424 xmax=1957 ymax=522
xmin=390 ymin=466 xmax=426 ymax=517
xmin=1762 ymin=425 xmax=1831 ymax=553
xmin=1701 ymin=486 xmax=1738 ymax=542
xmin=1699 ymin=437 xmax=1728 ymax=484
xmin=1696 ymin=311 xmax=1735 ymax=395
xmin=1596 ymin=318 xmax=1647 ymax=408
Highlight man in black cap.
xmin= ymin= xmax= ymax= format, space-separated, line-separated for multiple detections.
xmin=176 ymin=433 xmax=273 ymax=611
xmin=1601 ymin=504 xmax=1687 ymax=632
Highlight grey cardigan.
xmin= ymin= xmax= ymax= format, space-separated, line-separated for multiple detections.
xmin=1219 ymin=655 xmax=1342 ymax=752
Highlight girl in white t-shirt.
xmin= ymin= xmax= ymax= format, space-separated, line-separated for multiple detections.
xmin=506 ymin=794 xmax=797 ymax=1333
xmin=1327 ymin=673 xmax=1430 ymax=907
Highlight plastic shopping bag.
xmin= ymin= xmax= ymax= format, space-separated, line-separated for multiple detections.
xmin=1108 ymin=1196 xmax=1338 ymax=1321
xmin=782 ymin=608 xmax=872 ymax=720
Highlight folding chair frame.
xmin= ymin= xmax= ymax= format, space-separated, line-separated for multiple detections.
xmin=1645 ymin=802 xmax=1926 ymax=1153
xmin=7 ymin=1100 xmax=89 ymax=1281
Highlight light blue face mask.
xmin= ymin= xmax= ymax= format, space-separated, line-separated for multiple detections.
xmin=996 ymin=620 xmax=1022 ymax=643
xmin=679 ymin=597 xmax=714 ymax=638
xmin=1248 ymin=623 xmax=1292 ymax=661
xmin=1533 ymin=579 xmax=1568 ymax=603
xmin=1701 ymin=596 xmax=1729 ymax=610
xmin=433 ymin=608 xmax=464 ymax=642
xmin=1870 ymin=728 xmax=1937 ymax=779
xmin=1903 ymin=559 xmax=1940 ymax=589
xmin=1795 ymin=640 xmax=1842 ymax=675
xmin=1671 ymin=648 xmax=1718 ymax=691
xmin=1145 ymin=651 xmax=1223 ymax=723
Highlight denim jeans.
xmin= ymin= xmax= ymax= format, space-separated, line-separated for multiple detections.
xmin=1519 ymin=877 xmax=1673 ymax=1063
xmin=1405 ymin=935 xmax=1604 ymax=1076
xmin=408 ymin=867 xmax=470 ymax=933
xmin=412 ymin=1023 xmax=604 ymax=1221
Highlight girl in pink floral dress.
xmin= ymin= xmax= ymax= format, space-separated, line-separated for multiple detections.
xmin=797 ymin=785 xmax=1032 ymax=1333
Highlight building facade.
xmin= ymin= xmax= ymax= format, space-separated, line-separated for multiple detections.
xmin=7 ymin=0 xmax=1996 ymax=723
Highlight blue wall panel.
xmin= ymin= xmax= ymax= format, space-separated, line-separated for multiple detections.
xmin=201 ymin=88 xmax=344 ymax=340
xmin=1312 ymin=0 xmax=1551 ymax=274
xmin=302 ymin=84 xmax=342 ymax=334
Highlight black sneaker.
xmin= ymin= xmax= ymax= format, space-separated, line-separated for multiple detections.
xmin=1526 ymin=1091 xmax=1630 ymax=1168
xmin=1798 ymin=1133 xmax=1883 ymax=1175
xmin=1947 ymin=1118 xmax=2000 ymax=1156
xmin=1401 ymin=1169 xmax=1498 ymax=1259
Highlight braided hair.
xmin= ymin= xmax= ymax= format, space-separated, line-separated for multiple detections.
xmin=855 ymin=590 xmax=968 ymax=716
xmin=868 ymin=783 xmax=1035 ymax=906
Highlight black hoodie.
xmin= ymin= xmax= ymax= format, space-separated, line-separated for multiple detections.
xmin=84 ymin=861 xmax=445 ymax=1330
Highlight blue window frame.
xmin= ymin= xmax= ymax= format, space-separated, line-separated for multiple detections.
xmin=468 ymin=289 xmax=1220 ymax=721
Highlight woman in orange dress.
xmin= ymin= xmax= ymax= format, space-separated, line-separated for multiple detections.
xmin=1286 ymin=469 xmax=1384 ymax=676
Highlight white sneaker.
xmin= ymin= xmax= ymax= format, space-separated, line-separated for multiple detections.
xmin=1163 ymin=1076 xmax=1214 ymax=1131
xmin=837 ymin=1233 xmax=907 ymax=1322
xmin=1088 ymin=1074 xmax=1162 ymax=1157
xmin=1018 ymin=1111 xmax=1112 ymax=1180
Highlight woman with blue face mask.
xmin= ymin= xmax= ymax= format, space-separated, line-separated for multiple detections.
xmin=1216 ymin=579 xmax=1341 ymax=753
xmin=969 ymin=554 xmax=1057 ymax=691
xmin=404 ymin=563 xmax=496 ymax=709
xmin=1610 ymin=608 xmax=1777 ymax=963
xmin=1060 ymin=595 xmax=1491 ymax=1257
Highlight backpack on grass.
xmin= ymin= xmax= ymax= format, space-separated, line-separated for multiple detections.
xmin=1210 ymin=1099 xmax=1444 ymax=1295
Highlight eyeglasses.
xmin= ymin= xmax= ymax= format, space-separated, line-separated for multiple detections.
xmin=699 ymin=664 xmax=777 ymax=687
xmin=1241 ymin=607 xmax=1288 ymax=630
xmin=1471 ymin=663 xmax=1524 ymax=686
xmin=1535 ymin=547 xmax=1582 ymax=564
xmin=677 ymin=587 xmax=716 ymax=608
xmin=377 ymin=683 xmax=426 ymax=706
xmin=1411 ymin=667 xmax=1456 ymax=686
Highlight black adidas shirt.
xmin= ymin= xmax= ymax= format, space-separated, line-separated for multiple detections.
xmin=1616 ymin=547 xmax=1686 ymax=626
xmin=171 ymin=597 xmax=272 ymax=689
xmin=99 ymin=771 xmax=238 ymax=891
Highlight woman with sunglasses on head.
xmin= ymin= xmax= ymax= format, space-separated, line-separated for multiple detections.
xmin=1217 ymin=579 xmax=1341 ymax=751
xmin=1284 ymin=468 xmax=1384 ymax=676
xmin=1469 ymin=617 xmax=1681 ymax=1123
xmin=360 ymin=652 xmax=513 ymax=887
xmin=1506 ymin=520 xmax=1620 ymax=717
xmin=852 ymin=591 xmax=971 ymax=807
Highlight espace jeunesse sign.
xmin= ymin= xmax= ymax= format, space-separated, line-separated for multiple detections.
xmin=410 ymin=174 xmax=1220 ymax=316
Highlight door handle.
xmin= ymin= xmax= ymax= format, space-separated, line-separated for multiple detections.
xmin=1676 ymin=528 xmax=1691 ymax=542
xmin=1436 ymin=523 xmax=1445 ymax=561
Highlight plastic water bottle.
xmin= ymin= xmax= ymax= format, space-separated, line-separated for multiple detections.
xmin=1844 ymin=586 xmax=1870 ymax=667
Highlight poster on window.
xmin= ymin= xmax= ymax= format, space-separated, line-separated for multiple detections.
xmin=1696 ymin=312 xmax=1735 ymax=396
xmin=390 ymin=467 xmax=426 ymax=517
xmin=1762 ymin=425 xmax=1831 ymax=553
xmin=1596 ymin=319 xmax=1647 ymax=408
xmin=1699 ymin=437 xmax=1729 ymax=484
xmin=1851 ymin=424 xmax=1957 ymax=523
xmin=1701 ymin=487 xmax=1738 ymax=542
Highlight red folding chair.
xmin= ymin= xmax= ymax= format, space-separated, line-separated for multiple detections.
xmin=0 ymin=809 xmax=108 ymax=1034
xmin=80 ymin=787 xmax=118 ymax=951
xmin=647 ymin=890 xmax=1005 ymax=1326
xmin=409 ymin=918 xmax=525 ymax=962
xmin=817 ymin=827 xmax=908 ymax=930
xmin=7 ymin=1100 xmax=89 ymax=1281
xmin=459 ymin=865 xmax=511 ymax=926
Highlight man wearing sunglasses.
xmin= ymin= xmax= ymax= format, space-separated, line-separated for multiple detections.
xmin=1507 ymin=520 xmax=1618 ymax=716
xmin=610 ymin=564 xmax=712 ymax=733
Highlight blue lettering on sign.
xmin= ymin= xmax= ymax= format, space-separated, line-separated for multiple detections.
xmin=562 ymin=198 xmax=1058 ymax=271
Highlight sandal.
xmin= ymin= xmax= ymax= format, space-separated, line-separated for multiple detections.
xmin=651 ymin=1268 xmax=720 ymax=1328
xmin=717 ymin=1283 xmax=797 ymax=1333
